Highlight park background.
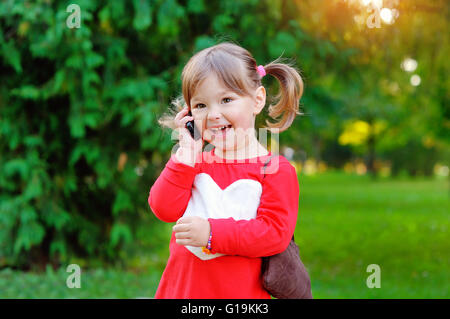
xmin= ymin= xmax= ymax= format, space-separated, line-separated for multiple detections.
xmin=0 ymin=0 xmax=448 ymax=298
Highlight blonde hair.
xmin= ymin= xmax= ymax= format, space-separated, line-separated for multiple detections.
xmin=158 ymin=42 xmax=304 ymax=133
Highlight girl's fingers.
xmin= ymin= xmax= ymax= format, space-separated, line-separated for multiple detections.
xmin=176 ymin=125 xmax=193 ymax=144
xmin=174 ymin=111 xmax=183 ymax=122
xmin=175 ymin=238 xmax=191 ymax=246
xmin=181 ymin=116 xmax=194 ymax=125
xmin=175 ymin=113 xmax=193 ymax=129
xmin=174 ymin=108 xmax=184 ymax=120
xmin=176 ymin=107 xmax=189 ymax=118
xmin=174 ymin=231 xmax=190 ymax=239
xmin=176 ymin=216 xmax=194 ymax=224
xmin=173 ymin=223 xmax=190 ymax=232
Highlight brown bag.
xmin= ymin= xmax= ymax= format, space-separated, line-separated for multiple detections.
xmin=260 ymin=155 xmax=313 ymax=299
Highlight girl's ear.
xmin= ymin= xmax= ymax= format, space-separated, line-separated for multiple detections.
xmin=253 ymin=86 xmax=266 ymax=115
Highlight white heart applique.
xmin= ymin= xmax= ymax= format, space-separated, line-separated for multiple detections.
xmin=182 ymin=173 xmax=263 ymax=260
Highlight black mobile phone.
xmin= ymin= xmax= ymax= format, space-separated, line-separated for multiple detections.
xmin=185 ymin=109 xmax=201 ymax=140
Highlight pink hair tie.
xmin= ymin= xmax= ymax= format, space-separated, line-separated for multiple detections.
xmin=256 ymin=65 xmax=266 ymax=78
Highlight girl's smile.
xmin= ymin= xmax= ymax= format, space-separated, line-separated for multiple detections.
xmin=209 ymin=124 xmax=233 ymax=139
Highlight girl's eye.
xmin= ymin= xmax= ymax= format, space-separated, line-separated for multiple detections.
xmin=194 ymin=103 xmax=206 ymax=109
xmin=222 ymin=98 xmax=232 ymax=103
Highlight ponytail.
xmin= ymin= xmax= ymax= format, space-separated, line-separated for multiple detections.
xmin=263 ymin=58 xmax=304 ymax=133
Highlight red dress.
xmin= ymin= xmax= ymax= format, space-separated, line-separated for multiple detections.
xmin=148 ymin=148 xmax=300 ymax=299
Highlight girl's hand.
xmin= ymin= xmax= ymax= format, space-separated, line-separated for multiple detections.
xmin=172 ymin=216 xmax=211 ymax=247
xmin=173 ymin=106 xmax=203 ymax=167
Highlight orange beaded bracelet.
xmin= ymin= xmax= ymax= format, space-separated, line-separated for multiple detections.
xmin=201 ymin=231 xmax=213 ymax=254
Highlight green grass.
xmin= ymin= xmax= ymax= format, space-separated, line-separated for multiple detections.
xmin=0 ymin=266 xmax=159 ymax=298
xmin=0 ymin=171 xmax=448 ymax=298
xmin=296 ymin=171 xmax=449 ymax=298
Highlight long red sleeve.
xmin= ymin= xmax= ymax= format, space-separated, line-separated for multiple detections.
xmin=208 ymin=162 xmax=299 ymax=257
xmin=148 ymin=153 xmax=200 ymax=223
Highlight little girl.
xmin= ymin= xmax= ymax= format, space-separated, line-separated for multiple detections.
xmin=148 ymin=42 xmax=304 ymax=299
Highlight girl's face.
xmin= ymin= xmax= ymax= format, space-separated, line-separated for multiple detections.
xmin=190 ymin=73 xmax=266 ymax=158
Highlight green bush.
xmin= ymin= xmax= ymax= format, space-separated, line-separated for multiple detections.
xmin=0 ymin=0 xmax=178 ymax=268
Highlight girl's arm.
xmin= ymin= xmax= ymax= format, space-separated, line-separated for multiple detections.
xmin=148 ymin=153 xmax=200 ymax=223
xmin=207 ymin=161 xmax=299 ymax=258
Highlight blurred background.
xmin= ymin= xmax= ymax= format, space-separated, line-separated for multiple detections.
xmin=0 ymin=0 xmax=448 ymax=298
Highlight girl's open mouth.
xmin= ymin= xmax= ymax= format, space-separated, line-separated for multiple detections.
xmin=210 ymin=125 xmax=233 ymax=138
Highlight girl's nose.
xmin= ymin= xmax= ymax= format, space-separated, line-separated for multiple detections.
xmin=206 ymin=105 xmax=223 ymax=121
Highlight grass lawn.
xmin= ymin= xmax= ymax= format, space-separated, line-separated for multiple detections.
xmin=0 ymin=171 xmax=448 ymax=298
xmin=296 ymin=171 xmax=449 ymax=298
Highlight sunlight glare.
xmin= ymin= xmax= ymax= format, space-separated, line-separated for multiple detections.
xmin=380 ymin=8 xmax=393 ymax=24
xmin=410 ymin=74 xmax=421 ymax=86
xmin=372 ymin=0 xmax=383 ymax=8
xmin=401 ymin=58 xmax=418 ymax=72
